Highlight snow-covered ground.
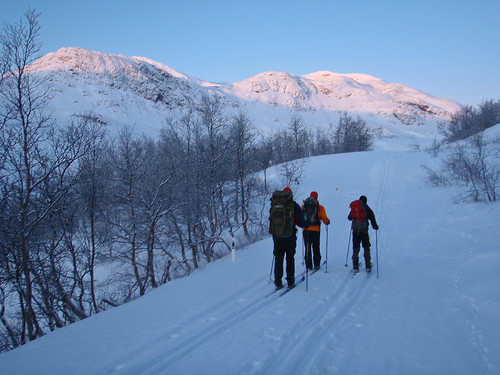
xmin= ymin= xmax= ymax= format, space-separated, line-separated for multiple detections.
xmin=0 ymin=134 xmax=498 ymax=375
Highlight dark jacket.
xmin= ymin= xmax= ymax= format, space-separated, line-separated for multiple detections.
xmin=348 ymin=202 xmax=378 ymax=232
xmin=272 ymin=201 xmax=307 ymax=239
xmin=294 ymin=202 xmax=307 ymax=229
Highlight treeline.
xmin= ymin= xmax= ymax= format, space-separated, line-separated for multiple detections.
xmin=438 ymin=99 xmax=500 ymax=142
xmin=425 ymin=99 xmax=500 ymax=202
xmin=0 ymin=11 xmax=374 ymax=352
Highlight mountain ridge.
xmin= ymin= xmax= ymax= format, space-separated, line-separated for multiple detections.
xmin=33 ymin=47 xmax=462 ymax=132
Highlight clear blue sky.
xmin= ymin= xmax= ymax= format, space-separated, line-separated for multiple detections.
xmin=2 ymin=0 xmax=499 ymax=106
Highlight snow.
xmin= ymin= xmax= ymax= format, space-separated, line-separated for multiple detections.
xmin=0 ymin=131 xmax=498 ymax=375
xmin=225 ymin=69 xmax=461 ymax=115
xmin=31 ymin=48 xmax=462 ymax=139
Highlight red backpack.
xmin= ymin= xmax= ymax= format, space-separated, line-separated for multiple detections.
xmin=349 ymin=200 xmax=366 ymax=223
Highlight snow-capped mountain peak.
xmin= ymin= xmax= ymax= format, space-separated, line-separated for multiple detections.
xmin=222 ymin=68 xmax=461 ymax=116
xmin=30 ymin=47 xmax=461 ymax=134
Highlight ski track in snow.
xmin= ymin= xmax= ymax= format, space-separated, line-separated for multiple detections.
xmin=97 ymin=273 xmax=274 ymax=374
xmin=251 ymin=270 xmax=370 ymax=374
xmin=369 ymin=152 xmax=394 ymax=271
xmin=107 ymin=268 xmax=374 ymax=375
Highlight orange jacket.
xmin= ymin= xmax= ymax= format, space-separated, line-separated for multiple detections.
xmin=301 ymin=202 xmax=330 ymax=232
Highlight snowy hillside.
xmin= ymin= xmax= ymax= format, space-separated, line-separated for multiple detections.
xmin=33 ymin=47 xmax=461 ymax=135
xmin=222 ymin=70 xmax=459 ymax=117
xmin=0 ymin=130 xmax=498 ymax=374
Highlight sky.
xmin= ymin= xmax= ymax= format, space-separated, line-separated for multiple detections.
xmin=1 ymin=0 xmax=499 ymax=106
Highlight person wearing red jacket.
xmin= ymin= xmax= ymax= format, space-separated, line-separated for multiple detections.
xmin=348 ymin=195 xmax=379 ymax=272
xmin=302 ymin=191 xmax=330 ymax=270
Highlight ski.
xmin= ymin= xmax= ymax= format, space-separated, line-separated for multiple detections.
xmin=310 ymin=268 xmax=320 ymax=276
xmin=351 ymin=261 xmax=362 ymax=278
xmin=366 ymin=263 xmax=373 ymax=278
xmin=279 ymin=268 xmax=320 ymax=296
xmin=278 ymin=275 xmax=305 ymax=297
xmin=264 ymin=288 xmax=280 ymax=298
xmin=351 ymin=262 xmax=360 ymax=278
xmin=266 ymin=270 xmax=307 ymax=298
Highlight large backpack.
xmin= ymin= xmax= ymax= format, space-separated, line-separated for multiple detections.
xmin=303 ymin=196 xmax=320 ymax=227
xmin=349 ymin=200 xmax=367 ymax=231
xmin=269 ymin=190 xmax=295 ymax=238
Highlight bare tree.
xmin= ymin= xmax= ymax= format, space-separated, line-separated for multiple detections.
xmin=160 ymin=112 xmax=202 ymax=272
xmin=288 ymin=113 xmax=310 ymax=158
xmin=108 ymin=127 xmax=147 ymax=297
xmin=333 ymin=112 xmax=373 ymax=153
xmin=425 ymin=134 xmax=499 ymax=202
xmin=0 ymin=9 xmax=52 ymax=343
xmin=134 ymin=135 xmax=175 ymax=290
xmin=196 ymin=94 xmax=232 ymax=262
xmin=74 ymin=113 xmax=110 ymax=313
xmin=439 ymin=100 xmax=500 ymax=142
xmin=312 ymin=126 xmax=334 ymax=156
xmin=280 ymin=159 xmax=306 ymax=188
xmin=229 ymin=111 xmax=260 ymax=237
xmin=0 ymin=11 xmax=105 ymax=348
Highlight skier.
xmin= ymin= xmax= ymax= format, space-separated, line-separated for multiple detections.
xmin=348 ymin=195 xmax=379 ymax=272
xmin=302 ymin=191 xmax=330 ymax=270
xmin=270 ymin=187 xmax=307 ymax=290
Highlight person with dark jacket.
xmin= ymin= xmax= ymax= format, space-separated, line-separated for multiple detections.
xmin=302 ymin=191 xmax=330 ymax=270
xmin=348 ymin=195 xmax=379 ymax=272
xmin=273 ymin=187 xmax=307 ymax=290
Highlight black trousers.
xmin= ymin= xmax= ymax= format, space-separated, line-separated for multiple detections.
xmin=303 ymin=230 xmax=321 ymax=269
xmin=352 ymin=230 xmax=371 ymax=267
xmin=273 ymin=235 xmax=297 ymax=287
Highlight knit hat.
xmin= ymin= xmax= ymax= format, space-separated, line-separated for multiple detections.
xmin=310 ymin=191 xmax=318 ymax=199
xmin=284 ymin=187 xmax=293 ymax=194
xmin=359 ymin=195 xmax=367 ymax=204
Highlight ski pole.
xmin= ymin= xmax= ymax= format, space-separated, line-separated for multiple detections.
xmin=301 ymin=231 xmax=305 ymax=266
xmin=376 ymin=230 xmax=379 ymax=279
xmin=306 ymin=267 xmax=309 ymax=291
xmin=268 ymin=254 xmax=275 ymax=283
xmin=305 ymin=231 xmax=310 ymax=291
xmin=344 ymin=228 xmax=352 ymax=267
xmin=324 ymin=224 xmax=329 ymax=273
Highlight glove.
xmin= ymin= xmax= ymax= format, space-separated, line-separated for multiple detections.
xmin=373 ymin=224 xmax=379 ymax=230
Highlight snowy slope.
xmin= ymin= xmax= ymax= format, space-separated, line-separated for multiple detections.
xmin=0 ymin=134 xmax=498 ymax=374
xmin=222 ymin=70 xmax=460 ymax=118
xmin=32 ymin=48 xmax=461 ymax=135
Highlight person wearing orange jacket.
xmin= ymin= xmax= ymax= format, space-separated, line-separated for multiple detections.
xmin=302 ymin=191 xmax=330 ymax=270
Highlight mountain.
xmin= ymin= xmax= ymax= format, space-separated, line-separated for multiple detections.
xmin=33 ymin=47 xmax=462 ymax=135
xmin=0 ymin=126 xmax=498 ymax=374
xmin=222 ymin=70 xmax=459 ymax=116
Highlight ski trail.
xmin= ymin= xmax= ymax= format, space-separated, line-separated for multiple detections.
xmin=249 ymin=270 xmax=371 ymax=375
xmin=94 ymin=272 xmax=274 ymax=375
xmin=369 ymin=152 xmax=394 ymax=269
